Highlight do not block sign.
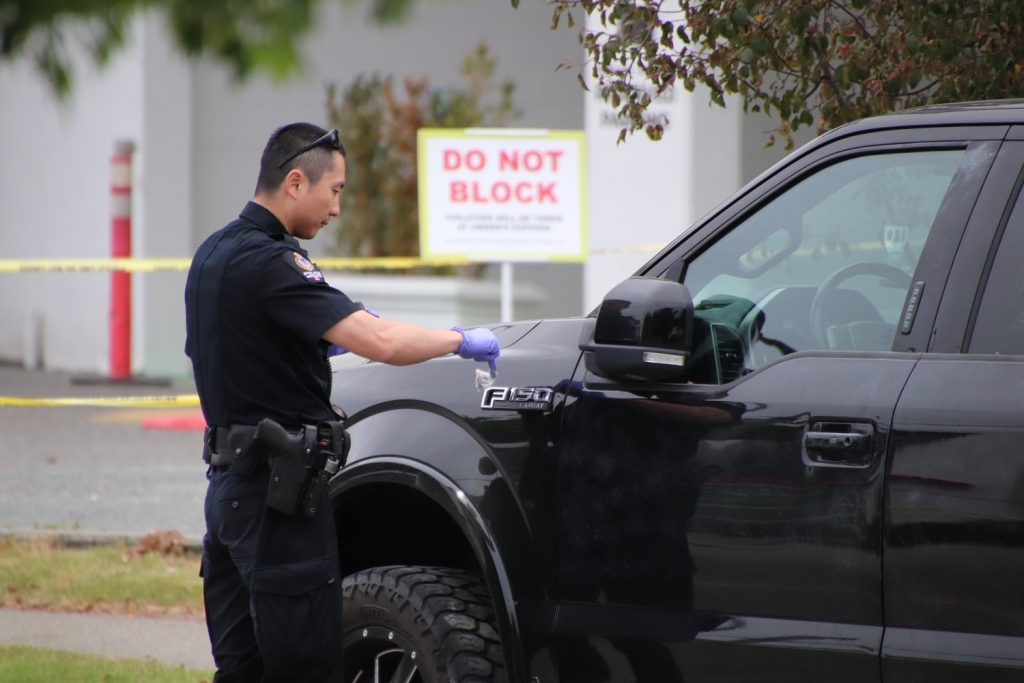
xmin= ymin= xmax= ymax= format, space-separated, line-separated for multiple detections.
xmin=418 ymin=128 xmax=587 ymax=262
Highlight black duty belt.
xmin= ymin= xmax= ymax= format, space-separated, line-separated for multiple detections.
xmin=205 ymin=425 xmax=253 ymax=468
xmin=203 ymin=420 xmax=347 ymax=471
xmin=204 ymin=425 xmax=246 ymax=467
xmin=204 ymin=418 xmax=350 ymax=518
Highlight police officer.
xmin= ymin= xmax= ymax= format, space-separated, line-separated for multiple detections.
xmin=184 ymin=122 xmax=501 ymax=682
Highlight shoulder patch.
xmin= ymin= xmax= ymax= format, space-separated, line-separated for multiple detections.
xmin=282 ymin=250 xmax=326 ymax=284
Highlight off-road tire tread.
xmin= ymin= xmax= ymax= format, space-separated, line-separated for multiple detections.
xmin=343 ymin=565 xmax=507 ymax=682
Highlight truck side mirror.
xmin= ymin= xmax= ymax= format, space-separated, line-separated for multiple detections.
xmin=579 ymin=277 xmax=694 ymax=382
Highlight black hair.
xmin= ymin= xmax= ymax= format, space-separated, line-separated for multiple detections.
xmin=254 ymin=123 xmax=345 ymax=195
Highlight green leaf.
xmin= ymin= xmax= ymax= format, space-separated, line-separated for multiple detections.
xmin=750 ymin=35 xmax=770 ymax=55
xmin=833 ymin=63 xmax=847 ymax=85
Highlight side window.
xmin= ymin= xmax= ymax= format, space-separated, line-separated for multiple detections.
xmin=680 ymin=150 xmax=964 ymax=382
xmin=969 ymin=188 xmax=1024 ymax=354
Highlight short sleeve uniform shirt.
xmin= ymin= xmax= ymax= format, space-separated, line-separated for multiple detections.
xmin=185 ymin=202 xmax=360 ymax=428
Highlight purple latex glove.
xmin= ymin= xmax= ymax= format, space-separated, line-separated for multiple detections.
xmin=329 ymin=304 xmax=380 ymax=356
xmin=453 ymin=326 xmax=500 ymax=374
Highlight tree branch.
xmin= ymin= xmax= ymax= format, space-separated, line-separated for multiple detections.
xmin=828 ymin=0 xmax=879 ymax=47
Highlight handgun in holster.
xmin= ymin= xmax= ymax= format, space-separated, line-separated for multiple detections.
xmin=252 ymin=418 xmax=348 ymax=518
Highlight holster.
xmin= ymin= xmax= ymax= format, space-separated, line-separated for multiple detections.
xmin=205 ymin=418 xmax=350 ymax=518
xmin=263 ymin=419 xmax=348 ymax=517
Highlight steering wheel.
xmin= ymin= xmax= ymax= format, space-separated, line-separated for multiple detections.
xmin=808 ymin=262 xmax=912 ymax=349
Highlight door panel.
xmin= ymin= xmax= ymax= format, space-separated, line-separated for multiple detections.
xmin=882 ymin=140 xmax=1024 ymax=681
xmin=883 ymin=358 xmax=1024 ymax=681
xmin=553 ymin=355 xmax=916 ymax=682
xmin=550 ymin=130 xmax=1003 ymax=682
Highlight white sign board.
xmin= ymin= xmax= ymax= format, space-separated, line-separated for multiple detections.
xmin=418 ymin=128 xmax=587 ymax=262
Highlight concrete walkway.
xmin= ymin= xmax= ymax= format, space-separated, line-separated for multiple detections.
xmin=0 ymin=608 xmax=214 ymax=670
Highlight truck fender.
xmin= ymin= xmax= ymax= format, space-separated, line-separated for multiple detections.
xmin=330 ymin=403 xmax=530 ymax=682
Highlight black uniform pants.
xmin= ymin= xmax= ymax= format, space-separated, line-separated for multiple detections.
xmin=202 ymin=465 xmax=343 ymax=682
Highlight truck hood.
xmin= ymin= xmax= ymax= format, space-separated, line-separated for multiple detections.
xmin=329 ymin=318 xmax=589 ymax=421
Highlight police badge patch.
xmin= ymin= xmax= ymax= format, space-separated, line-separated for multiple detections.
xmin=284 ymin=251 xmax=325 ymax=283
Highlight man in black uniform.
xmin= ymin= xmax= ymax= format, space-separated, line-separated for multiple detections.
xmin=184 ymin=122 xmax=501 ymax=682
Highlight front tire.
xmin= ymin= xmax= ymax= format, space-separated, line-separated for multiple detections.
xmin=342 ymin=565 xmax=507 ymax=683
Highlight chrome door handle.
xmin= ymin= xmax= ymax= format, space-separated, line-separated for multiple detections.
xmin=804 ymin=431 xmax=871 ymax=452
xmin=802 ymin=422 xmax=874 ymax=468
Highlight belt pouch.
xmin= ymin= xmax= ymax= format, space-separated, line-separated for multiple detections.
xmin=225 ymin=426 xmax=259 ymax=476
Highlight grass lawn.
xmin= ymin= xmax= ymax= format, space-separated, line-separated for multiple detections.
xmin=0 ymin=536 xmax=203 ymax=615
xmin=0 ymin=646 xmax=212 ymax=682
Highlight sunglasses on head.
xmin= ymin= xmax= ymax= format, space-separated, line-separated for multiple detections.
xmin=277 ymin=129 xmax=343 ymax=168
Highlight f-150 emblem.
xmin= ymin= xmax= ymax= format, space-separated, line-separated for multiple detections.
xmin=481 ymin=386 xmax=554 ymax=412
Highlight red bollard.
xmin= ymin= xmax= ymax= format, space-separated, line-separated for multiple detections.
xmin=110 ymin=140 xmax=135 ymax=381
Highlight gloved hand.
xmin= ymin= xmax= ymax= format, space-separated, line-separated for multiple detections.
xmin=453 ymin=326 xmax=500 ymax=374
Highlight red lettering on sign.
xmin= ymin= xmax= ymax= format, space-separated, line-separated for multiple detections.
xmin=498 ymin=149 xmax=566 ymax=173
xmin=443 ymin=150 xmax=461 ymax=171
xmin=444 ymin=149 xmax=487 ymax=172
xmin=523 ymin=151 xmax=543 ymax=172
xmin=449 ymin=181 xmax=559 ymax=205
xmin=492 ymin=182 xmax=511 ymax=203
xmin=472 ymin=183 xmax=488 ymax=203
xmin=465 ymin=150 xmax=486 ymax=171
xmin=547 ymin=150 xmax=564 ymax=172
xmin=537 ymin=182 xmax=557 ymax=203
xmin=450 ymin=182 xmax=468 ymax=202
xmin=498 ymin=150 xmax=518 ymax=171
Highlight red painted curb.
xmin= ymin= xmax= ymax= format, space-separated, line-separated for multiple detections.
xmin=142 ymin=410 xmax=206 ymax=432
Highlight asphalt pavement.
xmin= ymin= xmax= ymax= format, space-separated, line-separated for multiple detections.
xmin=0 ymin=362 xmax=214 ymax=670
xmin=0 ymin=363 xmax=207 ymax=540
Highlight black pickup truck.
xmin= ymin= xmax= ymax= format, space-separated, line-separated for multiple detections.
xmin=328 ymin=101 xmax=1024 ymax=683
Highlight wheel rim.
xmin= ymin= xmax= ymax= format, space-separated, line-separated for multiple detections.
xmin=343 ymin=625 xmax=421 ymax=683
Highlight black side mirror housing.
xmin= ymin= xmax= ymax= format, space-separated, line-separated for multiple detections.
xmin=580 ymin=277 xmax=694 ymax=382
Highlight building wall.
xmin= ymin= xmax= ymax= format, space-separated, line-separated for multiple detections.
xmin=0 ymin=2 xmax=801 ymax=376
xmin=185 ymin=1 xmax=585 ymax=337
xmin=582 ymin=88 xmax=813 ymax=312
xmin=0 ymin=22 xmax=145 ymax=374
xmin=138 ymin=13 xmax=194 ymax=377
xmin=189 ymin=1 xmax=584 ymax=245
xmin=584 ymin=84 xmax=745 ymax=311
xmin=0 ymin=2 xmax=584 ymax=377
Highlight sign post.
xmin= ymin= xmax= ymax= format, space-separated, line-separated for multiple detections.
xmin=418 ymin=128 xmax=587 ymax=321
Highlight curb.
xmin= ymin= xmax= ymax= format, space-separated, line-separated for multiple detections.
xmin=0 ymin=529 xmax=203 ymax=554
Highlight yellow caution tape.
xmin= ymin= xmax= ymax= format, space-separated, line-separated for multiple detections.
xmin=319 ymin=256 xmax=473 ymax=270
xmin=0 ymin=257 xmax=475 ymax=273
xmin=0 ymin=258 xmax=190 ymax=273
xmin=0 ymin=251 xmax=685 ymax=271
xmin=0 ymin=394 xmax=201 ymax=408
